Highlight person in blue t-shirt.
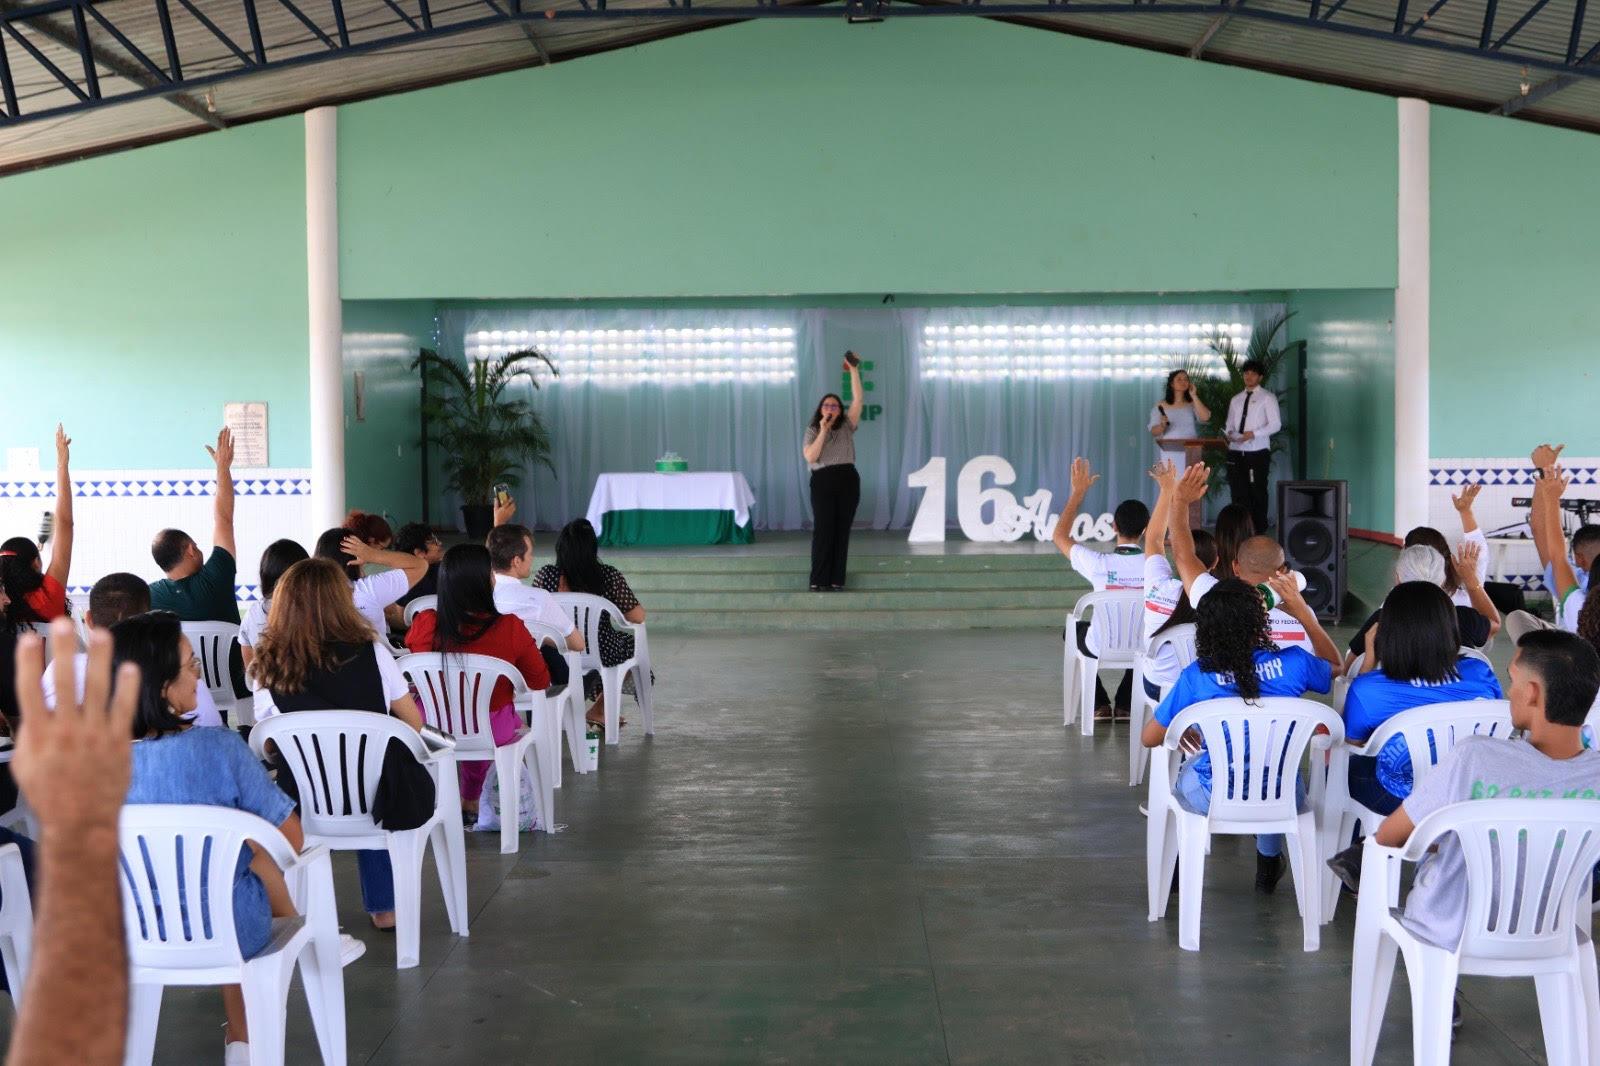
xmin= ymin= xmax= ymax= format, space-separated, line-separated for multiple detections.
xmin=1343 ymin=581 xmax=1504 ymax=815
xmin=1142 ymin=575 xmax=1341 ymax=892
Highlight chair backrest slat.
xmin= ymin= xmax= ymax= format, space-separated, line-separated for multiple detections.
xmin=396 ymin=652 xmax=525 ymax=757
xmin=554 ymin=593 xmax=626 ymax=671
xmin=1167 ymin=697 xmax=1343 ymax=821
xmin=1362 ymin=700 xmax=1514 ymax=792
xmin=179 ymin=622 xmax=240 ymax=708
xmin=1077 ymin=591 xmax=1145 ymax=658
xmin=250 ymin=712 xmax=422 ymax=835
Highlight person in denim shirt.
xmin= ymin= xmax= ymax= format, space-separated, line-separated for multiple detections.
xmin=114 ymin=612 xmax=311 ymax=1066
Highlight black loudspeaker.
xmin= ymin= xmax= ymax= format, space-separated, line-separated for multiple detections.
xmin=1277 ymin=480 xmax=1348 ymax=623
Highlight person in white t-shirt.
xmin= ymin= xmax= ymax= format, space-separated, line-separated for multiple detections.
xmin=1141 ymin=461 xmax=1218 ymax=703
xmin=313 ymin=526 xmax=429 ymax=638
xmin=1051 ymin=456 xmax=1150 ymax=718
xmin=40 ymin=572 xmax=224 ymax=728
xmin=1502 ymin=445 xmax=1600 ymax=646
xmin=1169 ymin=462 xmax=1326 ymax=653
xmin=486 ymin=519 xmax=584 ymax=688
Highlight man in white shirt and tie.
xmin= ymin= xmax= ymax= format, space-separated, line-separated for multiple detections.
xmin=486 ymin=521 xmax=585 ymax=686
xmin=1224 ymin=358 xmax=1281 ymax=533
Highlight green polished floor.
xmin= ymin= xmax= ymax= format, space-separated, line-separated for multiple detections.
xmin=125 ymin=618 xmax=1564 ymax=1064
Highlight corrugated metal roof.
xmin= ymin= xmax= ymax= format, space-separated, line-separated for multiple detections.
xmin=2 ymin=0 xmax=1599 ymax=174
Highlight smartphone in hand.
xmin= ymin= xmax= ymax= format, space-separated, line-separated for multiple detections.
xmin=493 ymin=482 xmax=512 ymax=508
xmin=843 ymin=350 xmax=861 ymax=369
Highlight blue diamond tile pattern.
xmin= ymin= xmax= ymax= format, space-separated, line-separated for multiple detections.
xmin=0 ymin=477 xmax=310 ymax=498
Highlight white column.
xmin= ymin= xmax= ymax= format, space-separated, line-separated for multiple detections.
xmin=1394 ymin=98 xmax=1430 ymax=537
xmin=306 ymin=106 xmax=345 ymax=532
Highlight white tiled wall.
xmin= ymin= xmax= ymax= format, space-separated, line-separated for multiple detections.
xmin=0 ymin=468 xmax=314 ymax=603
xmin=1428 ymin=457 xmax=1600 ymax=592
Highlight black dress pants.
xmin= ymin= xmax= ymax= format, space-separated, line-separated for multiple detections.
xmin=810 ymin=463 xmax=861 ymax=588
xmin=1227 ymin=448 xmax=1273 ymax=533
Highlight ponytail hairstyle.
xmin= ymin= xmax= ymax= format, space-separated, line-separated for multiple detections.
xmin=1194 ymin=578 xmax=1273 ymax=701
xmin=344 ymin=510 xmax=393 ymax=548
xmin=0 ymin=537 xmax=44 ymax=628
xmin=1402 ymin=526 xmax=1461 ymax=597
xmin=1210 ymin=505 xmax=1255 ymax=580
xmin=1575 ymin=555 xmax=1600 ymax=658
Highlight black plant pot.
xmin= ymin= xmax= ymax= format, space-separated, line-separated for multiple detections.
xmin=461 ymin=503 xmax=495 ymax=541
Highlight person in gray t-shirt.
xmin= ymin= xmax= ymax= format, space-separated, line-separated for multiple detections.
xmin=1373 ymin=629 xmax=1600 ymax=950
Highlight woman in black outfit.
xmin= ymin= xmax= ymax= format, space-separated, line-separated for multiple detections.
xmin=803 ymin=357 xmax=865 ymax=591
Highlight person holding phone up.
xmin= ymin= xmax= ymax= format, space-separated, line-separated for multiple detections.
xmin=802 ymin=354 xmax=865 ymax=592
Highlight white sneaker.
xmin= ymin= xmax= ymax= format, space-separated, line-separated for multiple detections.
xmin=224 ymin=1040 xmax=250 ymax=1066
xmin=339 ymin=933 xmax=367 ymax=967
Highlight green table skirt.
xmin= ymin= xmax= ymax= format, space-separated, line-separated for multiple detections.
xmin=597 ymin=509 xmax=755 ymax=548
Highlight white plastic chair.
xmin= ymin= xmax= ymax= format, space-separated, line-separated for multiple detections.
xmin=1146 ymin=696 xmax=1343 ymax=952
xmin=395 ymin=652 xmax=555 ymax=854
xmin=181 ymin=621 xmax=244 ymax=727
xmin=523 ymin=620 xmax=594 ymax=779
xmin=249 ymin=712 xmax=467 ymax=970
xmin=402 ymin=596 xmax=437 ymax=629
xmin=1061 ymin=591 xmax=1144 ymax=736
xmin=117 ymin=805 xmax=347 ymax=1066
xmin=1350 ymin=799 xmax=1600 ymax=1066
xmin=553 ymin=592 xmax=654 ymax=746
xmin=1128 ymin=623 xmax=1198 ymax=787
xmin=0 ymin=843 xmax=32 ymax=1009
xmin=1315 ymin=698 xmax=1514 ymax=921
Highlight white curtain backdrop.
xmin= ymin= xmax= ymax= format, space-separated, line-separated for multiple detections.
xmin=436 ymin=300 xmax=1284 ymax=531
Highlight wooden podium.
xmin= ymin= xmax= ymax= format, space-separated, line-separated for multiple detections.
xmin=1159 ymin=437 xmax=1228 ymax=530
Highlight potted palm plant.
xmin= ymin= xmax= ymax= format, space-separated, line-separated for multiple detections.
xmin=413 ymin=347 xmax=557 ymax=538
xmin=1181 ymin=310 xmax=1296 ymax=494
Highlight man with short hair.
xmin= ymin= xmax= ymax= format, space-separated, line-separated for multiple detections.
xmin=1508 ymin=443 xmax=1597 ymax=643
xmin=1224 ymin=358 xmax=1281 ymax=533
xmin=147 ymin=428 xmax=245 ymax=704
xmin=486 ymin=520 xmax=583 ymax=687
xmin=1052 ymin=456 xmax=1150 ymax=718
xmin=1372 ymin=630 xmax=1600 ymax=957
xmin=39 ymin=574 xmax=223 ymax=727
xmin=392 ymin=522 xmax=443 ymax=607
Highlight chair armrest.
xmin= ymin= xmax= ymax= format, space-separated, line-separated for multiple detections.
xmin=281 ymin=844 xmax=335 ymax=913
xmin=1357 ymin=836 xmax=1406 ymax=913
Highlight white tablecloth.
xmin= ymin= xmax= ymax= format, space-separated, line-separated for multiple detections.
xmin=586 ymin=472 xmax=756 ymax=530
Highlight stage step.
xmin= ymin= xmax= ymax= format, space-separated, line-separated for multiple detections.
xmin=604 ymin=533 xmax=1089 ymax=631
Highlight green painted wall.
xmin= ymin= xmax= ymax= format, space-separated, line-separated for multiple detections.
xmin=0 ymin=118 xmax=309 ymax=469
xmin=1291 ymin=288 xmax=1395 ymax=532
xmin=338 ymin=18 xmax=1398 ymax=300
xmin=342 ymin=300 xmax=437 ymax=525
xmin=1431 ymin=108 xmax=1600 ymax=459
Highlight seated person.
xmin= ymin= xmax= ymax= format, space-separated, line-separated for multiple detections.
xmin=248 ymin=558 xmax=424 ymax=930
xmin=113 ymin=611 xmax=360 ymax=1066
xmin=1343 ymin=544 xmax=1495 ymax=670
xmin=1372 ymin=629 xmax=1600 ymax=952
xmin=1141 ymin=573 xmax=1342 ymax=892
xmin=487 ymin=521 xmax=583 ymax=688
xmin=0 ymin=425 xmax=75 ymax=627
xmin=1142 ymin=461 xmax=1218 ymax=702
xmin=1342 ymin=582 xmax=1504 ymax=816
xmin=1510 ymin=450 xmax=1596 ymax=641
xmin=42 ymin=572 xmax=223 ymax=727
xmin=533 ymin=519 xmax=647 ymax=730
xmin=404 ymin=543 xmax=550 ymax=822
xmin=386 ymin=522 xmax=444 ymax=632
xmin=149 ymin=428 xmax=246 ymax=702
xmin=239 ymin=540 xmax=308 ymax=722
xmin=313 ymin=527 xmax=429 ymax=639
xmin=1168 ymin=464 xmax=1314 ymax=650
xmin=1051 ymin=456 xmax=1150 ymax=717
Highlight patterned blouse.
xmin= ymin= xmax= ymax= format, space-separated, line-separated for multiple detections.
xmin=532 ymin=563 xmax=641 ymax=673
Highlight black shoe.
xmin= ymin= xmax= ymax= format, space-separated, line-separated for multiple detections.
xmin=809 ymin=585 xmax=822 ymax=592
xmin=1327 ymin=840 xmax=1364 ymax=894
xmin=1255 ymin=852 xmax=1287 ymax=894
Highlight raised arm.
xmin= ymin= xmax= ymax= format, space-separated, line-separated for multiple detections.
xmin=1538 ymin=467 xmax=1580 ymax=601
xmin=845 ymin=361 xmax=865 ymax=428
xmin=1190 ymin=387 xmax=1212 ymax=424
xmin=1050 ymin=457 xmax=1099 ymax=557
xmin=207 ymin=428 xmax=237 ymax=559
xmin=1451 ymin=483 xmax=1482 ymax=536
xmin=1528 ymin=443 xmax=1565 ymax=569
xmin=1144 ymin=460 xmax=1178 ymax=558
xmin=8 ymin=623 xmax=138 ymax=1066
xmin=1267 ymin=572 xmax=1343 ymax=669
xmin=343 ymin=536 xmax=429 ymax=590
xmin=1169 ymin=463 xmax=1213 ymax=590
xmin=43 ymin=426 xmax=73 ymax=588
xmin=1454 ymin=540 xmax=1500 ymax=639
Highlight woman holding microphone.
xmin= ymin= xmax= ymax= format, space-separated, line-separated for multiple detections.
xmin=803 ymin=355 xmax=865 ymax=592
xmin=1149 ymin=369 xmax=1211 ymax=473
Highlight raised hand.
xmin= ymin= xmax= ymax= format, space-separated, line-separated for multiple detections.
xmin=1175 ymin=462 xmax=1210 ymax=504
xmin=1069 ymin=457 xmax=1099 ymax=496
xmin=1150 ymin=459 xmax=1178 ymax=492
xmin=493 ymin=495 xmax=517 ymax=527
xmin=1451 ymin=483 xmax=1481 ymax=513
xmin=1454 ymin=540 xmax=1483 ymax=588
xmin=54 ymin=424 xmax=71 ymax=469
xmin=1532 ymin=443 xmax=1566 ymax=472
xmin=1266 ymin=571 xmax=1310 ymax=618
xmin=341 ymin=534 xmax=377 ymax=565
xmin=12 ymin=621 xmax=138 ymax=837
xmin=206 ymin=426 xmax=236 ymax=470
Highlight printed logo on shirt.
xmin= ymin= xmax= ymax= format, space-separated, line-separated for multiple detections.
xmin=1470 ymin=780 xmax=1600 ymax=800
xmin=1210 ymin=656 xmax=1286 ymax=687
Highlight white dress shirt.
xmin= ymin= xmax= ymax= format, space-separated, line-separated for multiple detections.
xmin=492 ymin=572 xmax=575 ymax=641
xmin=1224 ymin=386 xmax=1281 ymax=454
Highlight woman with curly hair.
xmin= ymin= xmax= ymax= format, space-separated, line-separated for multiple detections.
xmin=1141 ymin=575 xmax=1341 ymax=892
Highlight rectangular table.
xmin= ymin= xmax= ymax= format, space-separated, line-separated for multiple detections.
xmin=586 ymin=472 xmax=756 ymax=548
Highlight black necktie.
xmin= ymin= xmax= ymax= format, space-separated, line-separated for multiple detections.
xmin=1237 ymin=390 xmax=1252 ymax=434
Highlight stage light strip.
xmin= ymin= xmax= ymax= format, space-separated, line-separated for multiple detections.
xmin=464 ymin=325 xmax=798 ymax=388
xmin=918 ymin=321 xmax=1251 ymax=382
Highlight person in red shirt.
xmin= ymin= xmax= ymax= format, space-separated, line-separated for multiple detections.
xmin=405 ymin=543 xmax=549 ymax=818
xmin=2 ymin=425 xmax=75 ymax=627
